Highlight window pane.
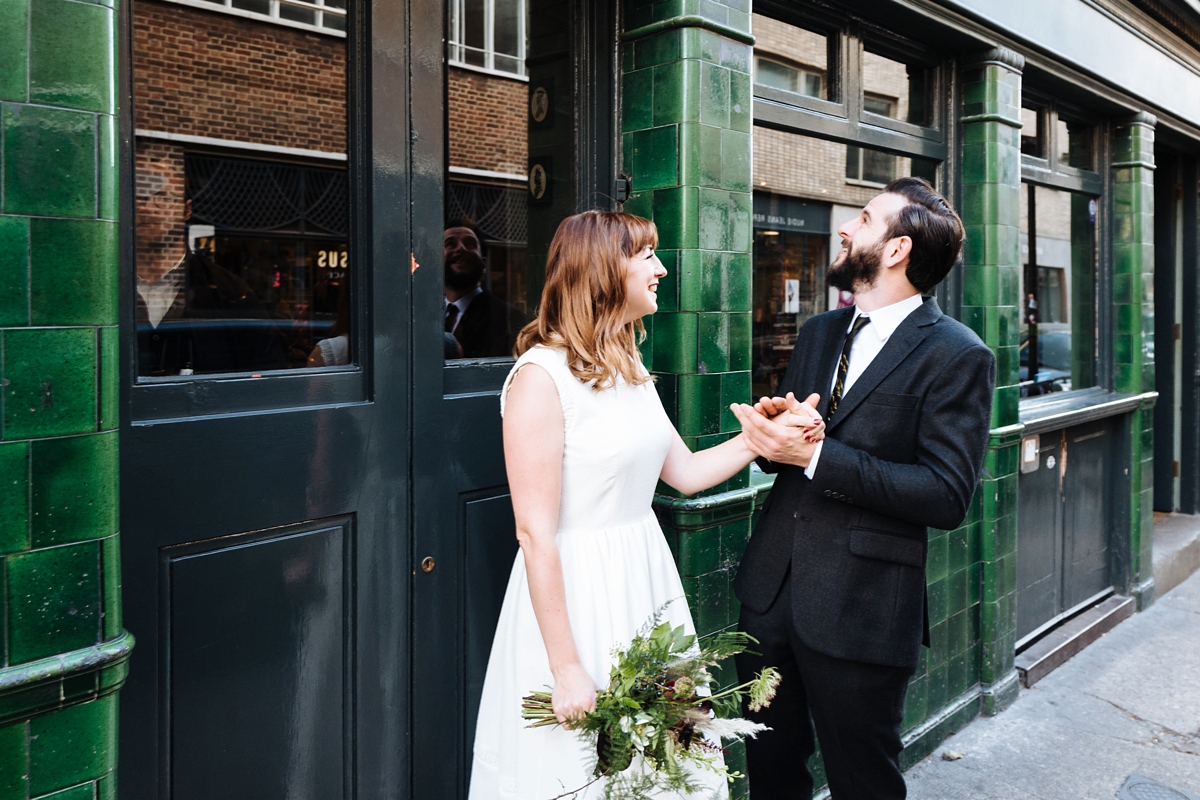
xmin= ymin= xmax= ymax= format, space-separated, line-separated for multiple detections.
xmin=134 ymin=0 xmax=350 ymax=377
xmin=843 ymin=141 xmax=897 ymax=187
xmin=231 ymin=0 xmax=270 ymax=14
xmin=494 ymin=0 xmax=521 ymax=59
xmin=752 ymin=13 xmax=829 ymax=100
xmin=752 ymin=126 xmax=939 ymax=398
xmin=1019 ymin=184 xmax=1097 ymax=397
xmin=463 ymin=0 xmax=486 ymax=66
xmin=1020 ymin=106 xmax=1042 ymax=157
xmin=445 ymin=3 xmax=550 ymax=361
xmin=755 ymin=57 xmax=799 ymax=93
xmin=279 ymin=2 xmax=316 ymax=24
xmin=862 ymin=46 xmax=932 ymax=127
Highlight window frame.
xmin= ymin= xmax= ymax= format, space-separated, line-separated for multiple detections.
xmin=751 ymin=4 xmax=950 ymax=164
xmin=447 ymin=0 xmax=528 ymax=80
xmin=749 ymin=3 xmax=958 ymax=317
xmin=123 ymin=2 xmax=369 ymax=423
xmin=1016 ymin=90 xmax=1113 ymax=407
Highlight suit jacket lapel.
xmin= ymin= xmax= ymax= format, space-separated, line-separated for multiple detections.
xmin=808 ymin=307 xmax=855 ymax=419
xmin=826 ymin=297 xmax=942 ymax=433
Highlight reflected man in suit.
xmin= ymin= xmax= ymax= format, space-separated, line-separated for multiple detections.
xmin=730 ymin=177 xmax=996 ymax=800
xmin=444 ymin=218 xmax=527 ymax=359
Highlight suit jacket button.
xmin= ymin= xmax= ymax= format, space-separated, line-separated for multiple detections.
xmin=824 ymin=490 xmax=832 ymax=497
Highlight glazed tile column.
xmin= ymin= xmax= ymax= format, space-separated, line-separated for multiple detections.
xmin=1112 ymin=112 xmax=1157 ymax=609
xmin=619 ymin=1 xmax=753 ymax=794
xmin=958 ymin=47 xmax=1024 ymax=716
xmin=0 ymin=2 xmax=130 ymax=799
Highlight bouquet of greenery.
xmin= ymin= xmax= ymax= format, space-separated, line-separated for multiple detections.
xmin=522 ymin=607 xmax=781 ymax=799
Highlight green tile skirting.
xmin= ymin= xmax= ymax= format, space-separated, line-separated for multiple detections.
xmin=0 ymin=631 xmax=132 ymax=727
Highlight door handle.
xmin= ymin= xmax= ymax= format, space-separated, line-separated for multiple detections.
xmin=421 ymin=556 xmax=436 ymax=573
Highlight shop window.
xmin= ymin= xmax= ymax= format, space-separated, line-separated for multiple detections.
xmin=163 ymin=0 xmax=347 ymax=35
xmin=751 ymin=125 xmax=939 ymax=398
xmin=1019 ymin=184 xmax=1098 ymax=397
xmin=754 ymin=56 xmax=825 ymax=99
xmin=449 ymin=0 xmax=527 ymax=77
xmin=133 ymin=0 xmax=350 ymax=378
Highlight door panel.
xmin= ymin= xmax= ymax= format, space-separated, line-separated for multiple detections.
xmin=1062 ymin=421 xmax=1112 ymax=608
xmin=166 ymin=520 xmax=350 ymax=800
xmin=1016 ymin=433 xmax=1063 ymax=641
xmin=1016 ymin=420 xmax=1114 ymax=644
xmin=409 ymin=1 xmax=617 ymax=797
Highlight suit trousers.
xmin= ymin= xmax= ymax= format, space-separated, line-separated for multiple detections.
xmin=736 ymin=575 xmax=914 ymax=800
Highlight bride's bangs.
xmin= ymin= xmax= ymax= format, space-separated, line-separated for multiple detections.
xmin=516 ymin=210 xmax=658 ymax=390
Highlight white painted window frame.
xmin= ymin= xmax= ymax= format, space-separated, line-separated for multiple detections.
xmin=448 ymin=0 xmax=527 ymax=79
xmin=160 ymin=0 xmax=347 ymax=38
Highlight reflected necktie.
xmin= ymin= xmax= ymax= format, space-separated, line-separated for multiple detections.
xmin=828 ymin=315 xmax=870 ymax=418
xmin=445 ymin=303 xmax=460 ymax=333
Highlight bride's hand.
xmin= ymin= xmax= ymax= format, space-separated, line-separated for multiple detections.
xmin=551 ymin=663 xmax=598 ymax=726
xmin=753 ymin=393 xmax=824 ymax=442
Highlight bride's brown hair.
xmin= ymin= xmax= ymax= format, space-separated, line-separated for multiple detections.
xmin=515 ymin=210 xmax=658 ymax=389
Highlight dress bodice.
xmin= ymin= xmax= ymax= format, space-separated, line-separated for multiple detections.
xmin=501 ymin=345 xmax=674 ymax=533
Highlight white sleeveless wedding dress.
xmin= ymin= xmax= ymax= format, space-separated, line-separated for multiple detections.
xmin=469 ymin=345 xmax=727 ymax=800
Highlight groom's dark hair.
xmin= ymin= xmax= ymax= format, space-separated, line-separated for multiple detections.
xmin=883 ymin=176 xmax=965 ymax=293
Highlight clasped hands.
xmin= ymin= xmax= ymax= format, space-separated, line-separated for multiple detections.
xmin=730 ymin=392 xmax=825 ymax=468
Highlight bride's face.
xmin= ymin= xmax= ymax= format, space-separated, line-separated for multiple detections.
xmin=621 ymin=244 xmax=666 ymax=323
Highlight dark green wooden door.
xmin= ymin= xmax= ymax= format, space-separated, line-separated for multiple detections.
xmin=409 ymin=1 xmax=617 ymax=796
xmin=118 ymin=3 xmax=412 ymax=798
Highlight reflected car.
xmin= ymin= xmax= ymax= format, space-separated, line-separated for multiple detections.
xmin=1019 ymin=324 xmax=1072 ymax=397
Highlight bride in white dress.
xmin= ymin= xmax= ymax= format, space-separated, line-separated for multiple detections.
xmin=469 ymin=211 xmax=821 ymax=800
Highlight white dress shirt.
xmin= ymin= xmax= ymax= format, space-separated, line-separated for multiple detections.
xmin=444 ymin=286 xmax=482 ymax=334
xmin=804 ymin=293 xmax=926 ymax=479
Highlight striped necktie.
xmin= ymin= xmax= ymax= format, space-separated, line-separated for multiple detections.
xmin=828 ymin=315 xmax=870 ymax=418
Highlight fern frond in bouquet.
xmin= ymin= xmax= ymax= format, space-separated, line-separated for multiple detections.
xmin=522 ymin=605 xmax=781 ymax=799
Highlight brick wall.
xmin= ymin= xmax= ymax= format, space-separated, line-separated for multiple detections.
xmin=753 ymin=13 xmax=827 ymax=72
xmin=448 ymin=66 xmax=528 ymax=175
xmin=133 ymin=0 xmax=346 ymax=154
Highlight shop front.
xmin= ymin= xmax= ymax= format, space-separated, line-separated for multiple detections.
xmin=3 ymin=0 xmax=1200 ymax=799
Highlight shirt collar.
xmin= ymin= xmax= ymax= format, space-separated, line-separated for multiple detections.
xmin=445 ymin=286 xmax=483 ymax=313
xmin=850 ymin=293 xmax=924 ymax=342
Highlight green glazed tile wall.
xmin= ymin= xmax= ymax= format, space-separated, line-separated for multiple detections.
xmin=955 ymin=49 xmax=1025 ymax=718
xmin=1112 ymin=114 xmax=1157 ymax=604
xmin=621 ymin=1 xmax=753 ymax=794
xmin=0 ymin=1 xmax=125 ymax=797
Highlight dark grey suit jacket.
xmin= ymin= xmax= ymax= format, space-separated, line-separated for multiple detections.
xmin=734 ymin=297 xmax=995 ymax=669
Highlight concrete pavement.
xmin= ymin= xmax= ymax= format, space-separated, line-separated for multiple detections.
xmin=905 ymin=569 xmax=1200 ymax=800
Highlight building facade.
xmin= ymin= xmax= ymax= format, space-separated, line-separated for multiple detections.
xmin=2 ymin=0 xmax=1200 ymax=798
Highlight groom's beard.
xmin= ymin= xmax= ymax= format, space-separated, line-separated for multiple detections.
xmin=826 ymin=238 xmax=884 ymax=293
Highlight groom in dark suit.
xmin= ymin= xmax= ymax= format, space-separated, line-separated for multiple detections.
xmin=730 ymin=177 xmax=995 ymax=799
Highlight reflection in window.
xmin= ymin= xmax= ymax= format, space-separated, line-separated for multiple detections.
xmin=133 ymin=0 xmax=349 ymax=377
xmin=752 ymin=14 xmax=830 ymax=100
xmin=449 ymin=0 xmax=527 ymax=76
xmin=1019 ymin=184 xmax=1097 ymax=397
xmin=751 ymin=126 xmax=938 ymax=398
xmin=862 ymin=46 xmax=932 ymax=127
xmin=754 ymin=56 xmax=824 ymax=99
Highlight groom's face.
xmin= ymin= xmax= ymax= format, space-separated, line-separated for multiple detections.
xmin=827 ymin=193 xmax=908 ymax=293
